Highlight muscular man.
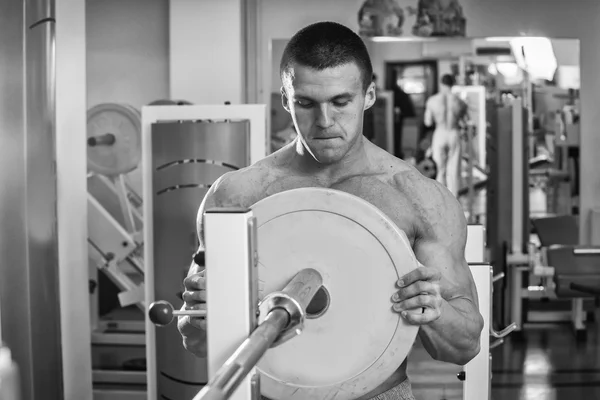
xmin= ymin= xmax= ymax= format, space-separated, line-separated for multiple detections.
xmin=178 ymin=22 xmax=483 ymax=400
xmin=424 ymin=74 xmax=468 ymax=197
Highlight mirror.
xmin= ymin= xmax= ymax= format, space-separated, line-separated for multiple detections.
xmin=268 ymin=36 xmax=580 ymax=225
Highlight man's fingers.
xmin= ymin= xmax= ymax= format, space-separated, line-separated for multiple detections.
xmin=183 ymin=274 xmax=206 ymax=290
xmin=399 ymin=308 xmax=440 ymax=325
xmin=391 ymin=281 xmax=435 ymax=302
xmin=189 ymin=317 xmax=207 ymax=330
xmin=397 ymin=266 xmax=441 ymax=287
xmin=182 ymin=290 xmax=206 ymax=303
xmin=392 ymin=294 xmax=436 ymax=312
xmin=177 ymin=315 xmax=206 ymax=334
xmin=188 ymin=261 xmax=204 ymax=275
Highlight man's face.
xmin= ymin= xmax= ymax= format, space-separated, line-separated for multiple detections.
xmin=281 ymin=62 xmax=376 ymax=164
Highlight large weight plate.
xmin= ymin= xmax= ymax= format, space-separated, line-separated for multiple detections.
xmin=87 ymin=103 xmax=141 ymax=176
xmin=251 ymin=188 xmax=420 ymax=400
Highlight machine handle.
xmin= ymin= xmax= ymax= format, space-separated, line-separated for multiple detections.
xmin=490 ymin=322 xmax=517 ymax=339
xmin=573 ymin=248 xmax=600 ymax=255
xmin=492 ymin=273 xmax=505 ymax=283
xmin=490 ymin=338 xmax=504 ymax=349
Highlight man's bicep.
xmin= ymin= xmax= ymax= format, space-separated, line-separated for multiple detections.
xmin=415 ymin=202 xmax=477 ymax=302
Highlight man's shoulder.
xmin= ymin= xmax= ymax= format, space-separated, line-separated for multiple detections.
xmin=211 ymin=153 xmax=285 ymax=203
xmin=391 ymin=168 xmax=466 ymax=237
xmin=213 ymin=163 xmax=269 ymax=195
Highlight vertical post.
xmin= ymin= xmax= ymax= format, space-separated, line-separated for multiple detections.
xmin=467 ymin=125 xmax=475 ymax=224
xmin=511 ymin=99 xmax=524 ymax=255
xmin=55 ymin=0 xmax=94 ymax=398
xmin=204 ymin=209 xmax=259 ymax=400
xmin=464 ymin=225 xmax=490 ymax=400
xmin=464 ymin=265 xmax=491 ymax=400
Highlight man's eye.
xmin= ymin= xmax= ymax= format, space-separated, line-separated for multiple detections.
xmin=333 ymin=100 xmax=350 ymax=107
xmin=295 ymin=100 xmax=312 ymax=108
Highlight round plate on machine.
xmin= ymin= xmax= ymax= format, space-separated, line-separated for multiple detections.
xmin=87 ymin=103 xmax=141 ymax=177
xmin=250 ymin=187 xmax=420 ymax=400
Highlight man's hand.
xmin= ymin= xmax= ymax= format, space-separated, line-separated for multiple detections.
xmin=391 ymin=265 xmax=443 ymax=325
xmin=177 ymin=262 xmax=208 ymax=357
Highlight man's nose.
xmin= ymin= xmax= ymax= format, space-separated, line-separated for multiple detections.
xmin=315 ymin=104 xmax=334 ymax=128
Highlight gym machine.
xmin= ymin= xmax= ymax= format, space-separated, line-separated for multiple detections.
xmin=494 ymin=95 xmax=587 ymax=335
xmin=486 ymin=98 xmax=527 ymax=333
xmin=86 ymin=103 xmax=149 ymax=397
xmin=142 ymin=104 xmax=267 ymax=400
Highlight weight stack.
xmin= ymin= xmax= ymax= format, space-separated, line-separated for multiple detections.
xmin=149 ymin=119 xmax=251 ymax=399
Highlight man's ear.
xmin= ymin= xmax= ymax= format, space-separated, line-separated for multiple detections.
xmin=363 ymin=81 xmax=376 ymax=111
xmin=280 ymin=86 xmax=291 ymax=113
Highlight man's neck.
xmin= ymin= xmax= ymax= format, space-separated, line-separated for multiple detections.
xmin=292 ymin=137 xmax=370 ymax=184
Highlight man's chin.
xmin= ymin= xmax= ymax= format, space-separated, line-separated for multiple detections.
xmin=313 ymin=151 xmax=343 ymax=165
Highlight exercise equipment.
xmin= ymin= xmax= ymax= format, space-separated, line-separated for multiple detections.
xmin=152 ymin=188 xmax=420 ymax=400
xmin=148 ymin=300 xmax=206 ymax=326
xmin=143 ymin=104 xmax=268 ymax=400
xmin=148 ymin=189 xmax=495 ymax=400
xmin=87 ymin=103 xmax=145 ymax=317
xmin=87 ymin=103 xmax=142 ymax=177
xmin=253 ymin=188 xmax=420 ymax=400
xmin=87 ymin=103 xmax=147 ymax=396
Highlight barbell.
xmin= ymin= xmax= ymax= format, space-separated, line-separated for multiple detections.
xmin=149 ymin=187 xmax=422 ymax=400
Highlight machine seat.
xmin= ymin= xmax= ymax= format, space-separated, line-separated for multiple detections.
xmin=547 ymin=245 xmax=600 ymax=298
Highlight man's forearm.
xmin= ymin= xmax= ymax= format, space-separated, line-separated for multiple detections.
xmin=418 ymin=298 xmax=483 ymax=365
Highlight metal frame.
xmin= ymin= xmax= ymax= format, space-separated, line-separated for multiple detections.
xmin=505 ymin=99 xmax=586 ymax=333
xmin=143 ymin=105 xmax=267 ymax=400
xmin=463 ymin=225 xmax=491 ymax=400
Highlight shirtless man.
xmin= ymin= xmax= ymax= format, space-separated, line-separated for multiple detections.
xmin=424 ymin=74 xmax=468 ymax=196
xmin=178 ymin=22 xmax=483 ymax=400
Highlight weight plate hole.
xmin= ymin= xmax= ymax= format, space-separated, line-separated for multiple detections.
xmin=306 ymin=286 xmax=330 ymax=319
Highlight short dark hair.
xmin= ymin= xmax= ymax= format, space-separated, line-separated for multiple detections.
xmin=280 ymin=21 xmax=374 ymax=92
xmin=441 ymin=74 xmax=456 ymax=87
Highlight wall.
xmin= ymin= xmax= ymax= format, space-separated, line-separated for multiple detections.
xmin=170 ymin=0 xmax=246 ymax=104
xmin=256 ymin=0 xmax=600 ymax=244
xmin=86 ymin=0 xmax=169 ymax=110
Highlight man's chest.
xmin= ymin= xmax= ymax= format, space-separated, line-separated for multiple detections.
xmin=261 ymin=175 xmax=419 ymax=244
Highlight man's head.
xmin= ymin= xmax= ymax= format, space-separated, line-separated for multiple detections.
xmin=279 ymin=21 xmax=376 ymax=165
xmin=440 ymin=74 xmax=456 ymax=91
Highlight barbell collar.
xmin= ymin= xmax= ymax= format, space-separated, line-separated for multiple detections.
xmin=259 ymin=267 xmax=323 ymax=347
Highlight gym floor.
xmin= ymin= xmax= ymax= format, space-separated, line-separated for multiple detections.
xmin=408 ymin=323 xmax=600 ymax=400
